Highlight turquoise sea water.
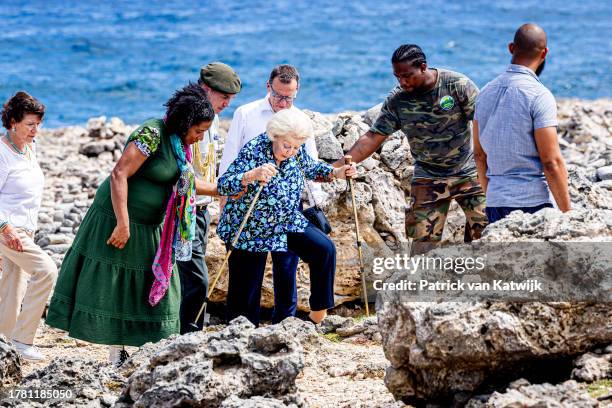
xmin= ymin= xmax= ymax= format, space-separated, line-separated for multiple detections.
xmin=1 ymin=0 xmax=610 ymax=127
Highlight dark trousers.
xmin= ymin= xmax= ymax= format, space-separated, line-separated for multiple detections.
xmin=271 ymin=251 xmax=299 ymax=323
xmin=226 ymin=223 xmax=336 ymax=326
xmin=485 ymin=203 xmax=553 ymax=224
xmin=177 ymin=208 xmax=210 ymax=333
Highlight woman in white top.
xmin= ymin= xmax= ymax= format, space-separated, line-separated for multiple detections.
xmin=0 ymin=91 xmax=57 ymax=361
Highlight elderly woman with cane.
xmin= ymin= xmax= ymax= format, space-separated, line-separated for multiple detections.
xmin=216 ymin=108 xmax=355 ymax=326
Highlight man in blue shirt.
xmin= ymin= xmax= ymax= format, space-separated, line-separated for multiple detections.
xmin=473 ymin=23 xmax=570 ymax=223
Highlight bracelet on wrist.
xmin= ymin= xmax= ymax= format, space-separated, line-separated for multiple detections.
xmin=0 ymin=221 xmax=8 ymax=232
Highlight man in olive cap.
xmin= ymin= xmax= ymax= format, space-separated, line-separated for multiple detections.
xmin=177 ymin=62 xmax=241 ymax=333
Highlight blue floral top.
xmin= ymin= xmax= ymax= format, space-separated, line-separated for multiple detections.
xmin=217 ymin=133 xmax=333 ymax=252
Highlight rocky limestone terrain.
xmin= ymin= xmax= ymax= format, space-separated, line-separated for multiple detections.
xmin=0 ymin=316 xmax=401 ymax=408
xmin=0 ymin=99 xmax=610 ymax=407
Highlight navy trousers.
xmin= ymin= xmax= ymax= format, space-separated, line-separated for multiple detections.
xmin=485 ymin=203 xmax=553 ymax=224
xmin=177 ymin=208 xmax=210 ymax=333
xmin=226 ymin=223 xmax=336 ymax=326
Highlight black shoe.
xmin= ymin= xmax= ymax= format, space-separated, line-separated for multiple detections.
xmin=117 ymin=348 xmax=130 ymax=367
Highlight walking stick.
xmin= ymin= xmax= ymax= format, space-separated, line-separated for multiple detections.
xmin=345 ymin=155 xmax=370 ymax=317
xmin=190 ymin=182 xmax=266 ymax=330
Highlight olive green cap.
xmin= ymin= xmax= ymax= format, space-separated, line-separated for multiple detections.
xmin=199 ymin=62 xmax=241 ymax=94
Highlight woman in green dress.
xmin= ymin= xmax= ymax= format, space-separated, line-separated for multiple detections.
xmin=46 ymin=84 xmax=218 ymax=362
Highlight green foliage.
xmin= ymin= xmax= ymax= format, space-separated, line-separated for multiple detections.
xmin=321 ymin=333 xmax=342 ymax=343
xmin=587 ymin=379 xmax=612 ymax=398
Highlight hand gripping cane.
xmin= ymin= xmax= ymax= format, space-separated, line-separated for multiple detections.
xmin=190 ymin=182 xmax=266 ymax=330
xmin=345 ymin=155 xmax=370 ymax=316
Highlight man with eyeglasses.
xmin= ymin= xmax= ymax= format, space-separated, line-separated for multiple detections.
xmin=219 ymin=64 xmax=322 ymax=324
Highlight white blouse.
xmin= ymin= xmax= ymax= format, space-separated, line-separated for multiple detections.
xmin=0 ymin=139 xmax=45 ymax=232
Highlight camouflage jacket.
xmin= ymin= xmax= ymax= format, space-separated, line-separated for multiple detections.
xmin=371 ymin=69 xmax=479 ymax=179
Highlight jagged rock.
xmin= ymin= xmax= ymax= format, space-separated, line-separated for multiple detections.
xmin=0 ymin=336 xmax=21 ymax=388
xmin=366 ymin=167 xmax=407 ymax=243
xmin=303 ymin=109 xmax=344 ymax=160
xmin=378 ymin=201 xmax=612 ymax=404
xmin=440 ymin=200 xmax=468 ymax=243
xmin=567 ymin=166 xmax=612 ymax=209
xmin=598 ymin=165 xmax=612 ymax=181
xmin=480 ymin=208 xmax=612 ymax=241
xmin=314 ymin=130 xmax=344 ymax=161
xmin=108 ymin=117 xmax=128 ymax=135
xmin=379 ymin=300 xmax=612 ymax=405
xmin=86 ymin=116 xmax=109 ymax=138
xmin=466 ymin=380 xmax=598 ymax=407
xmin=380 ymin=137 xmax=412 ymax=170
xmin=117 ymin=317 xmax=305 ymax=407
xmin=319 ymin=315 xmax=352 ymax=334
xmin=220 ymin=395 xmax=300 ymax=408
xmin=572 ymin=352 xmax=612 ymax=382
xmin=341 ymin=122 xmax=368 ymax=152
xmin=0 ymin=357 xmax=125 ymax=407
xmin=79 ymin=140 xmax=116 ymax=157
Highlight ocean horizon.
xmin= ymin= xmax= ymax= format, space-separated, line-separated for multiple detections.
xmin=1 ymin=0 xmax=610 ymax=128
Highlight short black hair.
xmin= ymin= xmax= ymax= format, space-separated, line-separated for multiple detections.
xmin=391 ymin=44 xmax=427 ymax=67
xmin=2 ymin=91 xmax=45 ymax=130
xmin=269 ymin=64 xmax=300 ymax=85
xmin=164 ymin=83 xmax=214 ymax=138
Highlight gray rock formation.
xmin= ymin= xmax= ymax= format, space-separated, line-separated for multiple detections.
xmin=572 ymin=351 xmax=612 ymax=382
xmin=379 ymin=300 xmax=612 ymax=405
xmin=116 ymin=317 xmax=305 ymax=407
xmin=0 ymin=356 xmax=125 ymax=407
xmin=466 ymin=380 xmax=599 ymax=408
xmin=378 ymin=202 xmax=612 ymax=404
xmin=480 ymin=208 xmax=612 ymax=242
xmin=0 ymin=336 xmax=21 ymax=388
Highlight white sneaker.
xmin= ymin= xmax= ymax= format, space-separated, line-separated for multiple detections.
xmin=12 ymin=340 xmax=45 ymax=361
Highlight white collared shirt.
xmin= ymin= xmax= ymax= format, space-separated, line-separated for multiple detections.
xmin=0 ymin=140 xmax=44 ymax=232
xmin=218 ymin=96 xmax=319 ymax=176
xmin=194 ymin=114 xmax=219 ymax=206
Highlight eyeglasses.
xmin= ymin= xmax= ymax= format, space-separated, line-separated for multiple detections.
xmin=269 ymin=83 xmax=297 ymax=103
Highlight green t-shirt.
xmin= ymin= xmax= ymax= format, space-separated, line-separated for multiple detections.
xmin=370 ymin=69 xmax=479 ymax=179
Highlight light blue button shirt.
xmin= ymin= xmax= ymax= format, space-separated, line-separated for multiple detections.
xmin=475 ymin=64 xmax=558 ymax=207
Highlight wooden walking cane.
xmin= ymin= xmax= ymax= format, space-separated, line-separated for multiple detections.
xmin=345 ymin=155 xmax=370 ymax=317
xmin=190 ymin=182 xmax=266 ymax=330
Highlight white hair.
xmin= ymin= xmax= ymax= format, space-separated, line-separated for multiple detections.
xmin=266 ymin=108 xmax=313 ymax=142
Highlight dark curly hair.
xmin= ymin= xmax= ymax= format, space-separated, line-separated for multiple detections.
xmin=2 ymin=91 xmax=45 ymax=130
xmin=164 ymin=83 xmax=214 ymax=138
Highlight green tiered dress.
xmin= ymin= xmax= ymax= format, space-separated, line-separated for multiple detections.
xmin=46 ymin=119 xmax=181 ymax=346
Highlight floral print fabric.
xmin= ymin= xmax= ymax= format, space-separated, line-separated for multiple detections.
xmin=128 ymin=125 xmax=161 ymax=157
xmin=217 ymin=133 xmax=333 ymax=252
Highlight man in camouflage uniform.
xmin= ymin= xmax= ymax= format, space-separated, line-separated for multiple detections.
xmin=335 ymin=44 xmax=487 ymax=252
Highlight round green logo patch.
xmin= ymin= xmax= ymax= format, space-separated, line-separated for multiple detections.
xmin=440 ymin=95 xmax=455 ymax=110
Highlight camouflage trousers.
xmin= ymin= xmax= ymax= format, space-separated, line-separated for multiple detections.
xmin=406 ymin=176 xmax=488 ymax=244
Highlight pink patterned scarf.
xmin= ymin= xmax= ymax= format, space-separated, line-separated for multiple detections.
xmin=149 ymin=134 xmax=196 ymax=306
